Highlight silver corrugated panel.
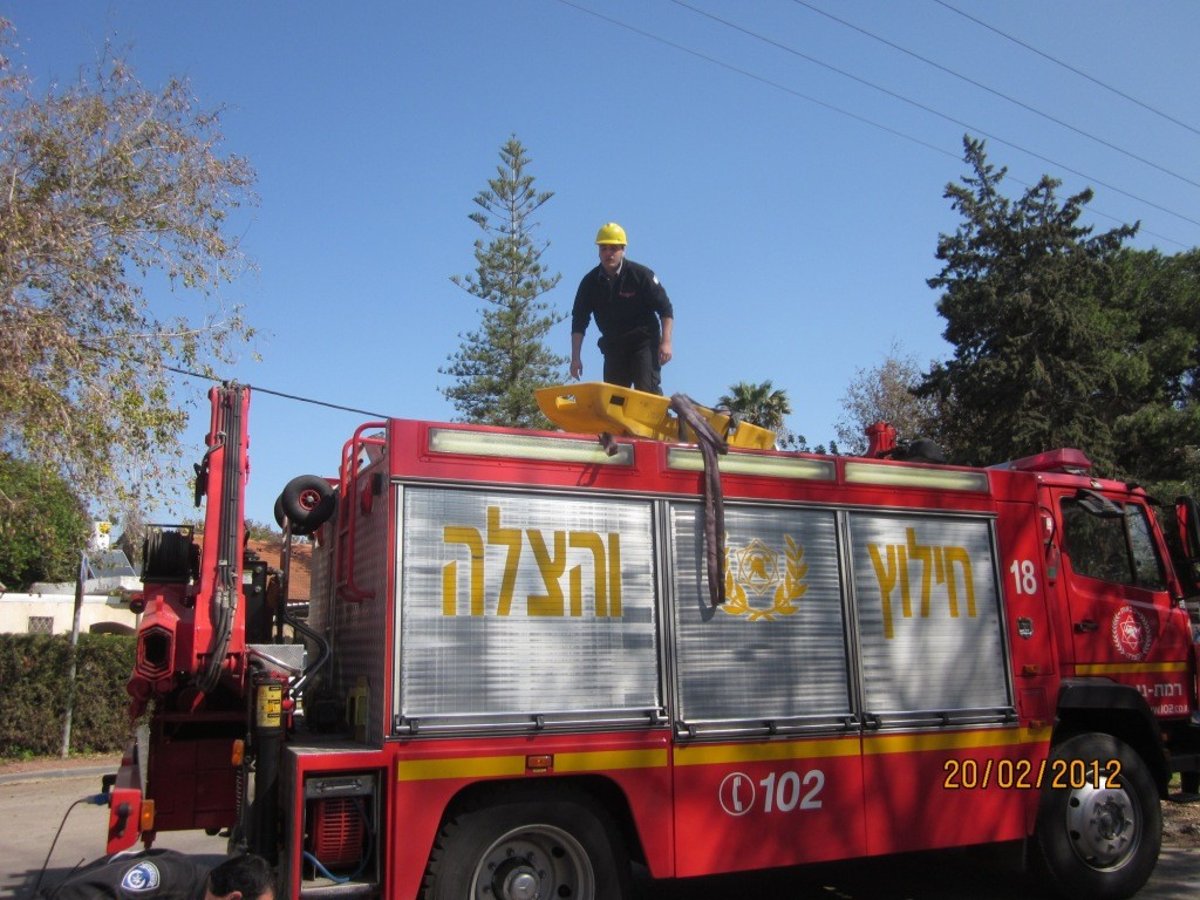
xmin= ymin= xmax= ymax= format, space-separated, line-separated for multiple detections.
xmin=848 ymin=513 xmax=1009 ymax=716
xmin=671 ymin=504 xmax=851 ymax=724
xmin=399 ymin=487 xmax=660 ymax=723
xmin=335 ymin=480 xmax=393 ymax=744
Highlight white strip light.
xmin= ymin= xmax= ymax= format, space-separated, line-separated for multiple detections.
xmin=667 ymin=448 xmax=834 ymax=481
xmin=843 ymin=461 xmax=988 ymax=492
xmin=429 ymin=428 xmax=633 ymax=465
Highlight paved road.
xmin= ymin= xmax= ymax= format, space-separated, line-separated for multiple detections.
xmin=1 ymin=770 xmax=224 ymax=899
xmin=3 ymin=769 xmax=1197 ymax=899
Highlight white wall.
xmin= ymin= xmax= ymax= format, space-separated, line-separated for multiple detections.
xmin=0 ymin=585 xmax=140 ymax=635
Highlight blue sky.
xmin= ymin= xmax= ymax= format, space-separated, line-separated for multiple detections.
xmin=7 ymin=1 xmax=1199 ymax=526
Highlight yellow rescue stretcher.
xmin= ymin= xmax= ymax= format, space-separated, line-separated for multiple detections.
xmin=534 ymin=382 xmax=777 ymax=450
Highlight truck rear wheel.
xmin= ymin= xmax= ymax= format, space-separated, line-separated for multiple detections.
xmin=1033 ymin=732 xmax=1160 ymax=900
xmin=422 ymin=789 xmax=630 ymax=900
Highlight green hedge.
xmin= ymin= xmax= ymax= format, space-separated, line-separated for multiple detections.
xmin=0 ymin=633 xmax=136 ymax=758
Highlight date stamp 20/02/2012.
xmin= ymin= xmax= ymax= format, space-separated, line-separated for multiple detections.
xmin=943 ymin=757 xmax=1122 ymax=790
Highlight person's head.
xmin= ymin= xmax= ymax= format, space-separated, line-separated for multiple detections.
xmin=205 ymin=854 xmax=275 ymax=900
xmin=595 ymin=222 xmax=627 ymax=275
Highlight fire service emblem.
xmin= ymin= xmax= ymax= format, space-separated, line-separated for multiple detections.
xmin=1111 ymin=605 xmax=1153 ymax=661
xmin=721 ymin=536 xmax=807 ymax=621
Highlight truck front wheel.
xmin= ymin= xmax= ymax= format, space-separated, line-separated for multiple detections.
xmin=1034 ymin=732 xmax=1161 ymax=900
xmin=422 ymin=789 xmax=630 ymax=900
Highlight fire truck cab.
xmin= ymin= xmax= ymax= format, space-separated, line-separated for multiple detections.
xmin=109 ymin=384 xmax=1200 ymax=900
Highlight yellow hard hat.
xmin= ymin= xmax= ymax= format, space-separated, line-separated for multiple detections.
xmin=595 ymin=222 xmax=628 ymax=245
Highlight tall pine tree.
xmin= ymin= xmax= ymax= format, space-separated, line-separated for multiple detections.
xmin=441 ymin=136 xmax=565 ymax=427
xmin=919 ymin=137 xmax=1136 ymax=468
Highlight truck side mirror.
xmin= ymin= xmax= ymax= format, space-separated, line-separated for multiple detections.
xmin=1176 ymin=496 xmax=1200 ymax=561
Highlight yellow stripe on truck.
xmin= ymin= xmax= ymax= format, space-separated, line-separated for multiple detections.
xmin=555 ymin=749 xmax=667 ymax=772
xmin=397 ymin=748 xmax=667 ymax=782
xmin=1073 ymin=661 xmax=1187 ymax=676
xmin=674 ymin=738 xmax=860 ymax=767
xmin=863 ymin=726 xmax=1052 ymax=756
xmin=397 ymin=729 xmax=1055 ymax=780
xmin=398 ymin=756 xmax=526 ymax=782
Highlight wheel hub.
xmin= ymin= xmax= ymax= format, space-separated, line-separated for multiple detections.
xmin=492 ymin=857 xmax=541 ymax=900
xmin=472 ymin=824 xmax=595 ymax=900
xmin=1066 ymin=781 xmax=1138 ymax=868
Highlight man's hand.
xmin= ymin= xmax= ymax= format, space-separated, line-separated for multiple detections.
xmin=569 ymin=332 xmax=585 ymax=380
xmin=658 ymin=338 xmax=673 ymax=366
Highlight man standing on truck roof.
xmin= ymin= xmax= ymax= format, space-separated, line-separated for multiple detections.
xmin=570 ymin=222 xmax=674 ymax=395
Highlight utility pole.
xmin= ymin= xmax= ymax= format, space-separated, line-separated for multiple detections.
xmin=60 ymin=550 xmax=88 ymax=758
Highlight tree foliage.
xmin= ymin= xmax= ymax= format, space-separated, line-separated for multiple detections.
xmin=918 ymin=138 xmax=1198 ymax=500
xmin=836 ymin=345 xmax=942 ymax=455
xmin=114 ymin=502 xmax=146 ymax=572
xmin=0 ymin=22 xmax=256 ymax=509
xmin=245 ymin=519 xmax=281 ymax=541
xmin=1107 ymin=247 xmax=1200 ymax=496
xmin=0 ymin=634 xmax=135 ymax=757
xmin=718 ymin=380 xmax=792 ymax=431
xmin=0 ymin=454 xmax=90 ymax=588
xmin=918 ymin=137 xmax=1136 ymax=469
xmin=441 ymin=136 xmax=565 ymax=428
xmin=717 ymin=380 xmax=803 ymax=449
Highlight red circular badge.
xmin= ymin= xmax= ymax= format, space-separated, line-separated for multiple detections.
xmin=1111 ymin=605 xmax=1153 ymax=661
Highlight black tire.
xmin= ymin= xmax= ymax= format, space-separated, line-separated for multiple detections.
xmin=1033 ymin=732 xmax=1161 ymax=900
xmin=273 ymin=495 xmax=286 ymax=530
xmin=421 ymin=788 xmax=630 ymax=900
xmin=280 ymin=475 xmax=336 ymax=532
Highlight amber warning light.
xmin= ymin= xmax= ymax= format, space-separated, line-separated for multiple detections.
xmin=526 ymin=755 xmax=554 ymax=774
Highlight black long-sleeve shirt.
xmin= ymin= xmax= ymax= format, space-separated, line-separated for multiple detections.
xmin=43 ymin=849 xmax=209 ymax=899
xmin=571 ymin=259 xmax=673 ymax=350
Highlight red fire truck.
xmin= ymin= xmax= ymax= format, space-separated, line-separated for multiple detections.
xmin=104 ymin=382 xmax=1200 ymax=900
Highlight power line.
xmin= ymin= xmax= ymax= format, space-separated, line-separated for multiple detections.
xmin=548 ymin=0 xmax=1195 ymax=243
xmin=162 ymin=363 xmax=390 ymax=419
xmin=550 ymin=0 xmax=959 ymax=162
xmin=659 ymin=0 xmax=1200 ymax=231
xmin=68 ymin=341 xmax=392 ymax=420
xmin=932 ymin=0 xmax=1200 ymax=139
xmin=785 ymin=0 xmax=1200 ymax=190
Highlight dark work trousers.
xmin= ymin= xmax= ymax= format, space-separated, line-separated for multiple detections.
xmin=603 ymin=336 xmax=661 ymax=395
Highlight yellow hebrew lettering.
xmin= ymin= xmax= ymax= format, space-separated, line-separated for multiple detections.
xmin=569 ymin=532 xmax=607 ymax=617
xmin=934 ymin=545 xmax=947 ymax=612
xmin=906 ymin=528 xmax=935 ymax=618
xmin=569 ymin=566 xmax=583 ymax=617
xmin=897 ymin=545 xmax=911 ymax=621
xmin=608 ymin=533 xmax=622 ymax=617
xmin=932 ymin=546 xmax=956 ymax=616
xmin=442 ymin=526 xmax=484 ymax=616
xmin=944 ymin=547 xmax=977 ymax=618
xmin=868 ymin=544 xmax=898 ymax=640
xmin=488 ymin=506 xmax=522 ymax=616
xmin=527 ymin=529 xmax=566 ymax=616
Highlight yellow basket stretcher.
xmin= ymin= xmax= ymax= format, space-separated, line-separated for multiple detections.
xmin=534 ymin=382 xmax=776 ymax=450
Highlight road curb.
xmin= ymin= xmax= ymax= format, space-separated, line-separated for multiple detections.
xmin=0 ymin=764 xmax=117 ymax=786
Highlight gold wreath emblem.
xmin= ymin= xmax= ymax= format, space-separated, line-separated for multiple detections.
xmin=721 ymin=535 xmax=808 ymax=621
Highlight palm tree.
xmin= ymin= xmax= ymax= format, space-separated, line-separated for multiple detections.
xmin=717 ymin=381 xmax=793 ymax=432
